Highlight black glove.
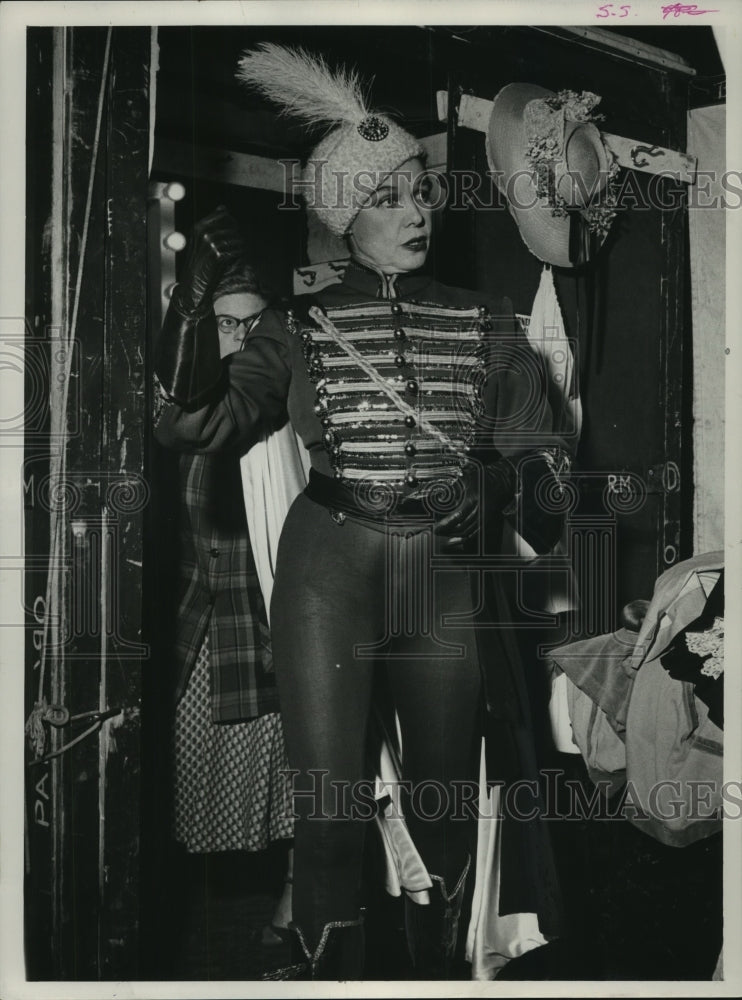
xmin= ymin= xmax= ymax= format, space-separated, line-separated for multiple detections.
xmin=434 ymin=458 xmax=516 ymax=550
xmin=173 ymin=207 xmax=247 ymax=315
xmin=154 ymin=209 xmax=246 ymax=406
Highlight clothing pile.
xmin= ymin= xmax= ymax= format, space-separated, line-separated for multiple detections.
xmin=549 ymin=551 xmax=724 ymax=846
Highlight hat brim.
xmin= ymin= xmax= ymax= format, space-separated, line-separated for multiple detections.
xmin=487 ymin=83 xmax=552 ymax=184
xmin=506 ymin=201 xmax=607 ymax=269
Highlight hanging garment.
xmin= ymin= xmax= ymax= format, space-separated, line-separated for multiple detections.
xmin=524 ymin=266 xmax=581 ymax=442
xmin=625 ymin=554 xmax=724 ymax=847
xmin=504 ymin=266 xmax=580 ymax=617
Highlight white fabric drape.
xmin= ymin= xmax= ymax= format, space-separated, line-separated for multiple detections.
xmin=687 ymin=104 xmax=725 ymax=554
xmin=525 ymin=265 xmax=582 ymax=442
xmin=466 ymin=746 xmax=548 ymax=980
xmin=239 ymin=423 xmax=311 ymax=624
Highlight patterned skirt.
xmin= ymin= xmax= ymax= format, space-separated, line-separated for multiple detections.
xmin=173 ymin=633 xmax=294 ymax=852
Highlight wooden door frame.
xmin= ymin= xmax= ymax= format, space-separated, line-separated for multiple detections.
xmin=24 ymin=25 xmax=152 ymax=980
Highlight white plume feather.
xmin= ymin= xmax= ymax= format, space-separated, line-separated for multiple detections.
xmin=236 ymin=42 xmax=371 ymax=131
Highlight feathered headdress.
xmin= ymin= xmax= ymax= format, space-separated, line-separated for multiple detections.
xmin=236 ymin=42 xmax=423 ymax=236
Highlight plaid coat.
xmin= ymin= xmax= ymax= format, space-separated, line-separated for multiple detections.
xmin=173 ymin=448 xmax=280 ymax=722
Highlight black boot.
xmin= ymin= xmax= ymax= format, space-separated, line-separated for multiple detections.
xmin=262 ymin=917 xmax=365 ymax=981
xmin=404 ymin=856 xmax=470 ymax=980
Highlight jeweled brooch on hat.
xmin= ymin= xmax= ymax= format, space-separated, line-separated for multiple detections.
xmin=357 ymin=115 xmax=389 ymax=141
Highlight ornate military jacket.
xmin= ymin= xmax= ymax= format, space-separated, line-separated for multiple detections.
xmin=294 ymin=300 xmax=488 ymax=492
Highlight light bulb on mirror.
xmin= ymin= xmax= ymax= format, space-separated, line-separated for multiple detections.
xmin=164 ymin=182 xmax=186 ymax=202
xmin=163 ymin=231 xmax=187 ymax=252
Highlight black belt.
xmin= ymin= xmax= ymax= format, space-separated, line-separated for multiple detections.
xmin=304 ymin=469 xmax=437 ymax=523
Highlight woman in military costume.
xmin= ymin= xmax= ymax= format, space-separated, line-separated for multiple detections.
xmin=154 ymin=43 xmax=568 ymax=980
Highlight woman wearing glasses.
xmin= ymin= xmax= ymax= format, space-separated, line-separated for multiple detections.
xmin=163 ymin=260 xmax=295 ymax=947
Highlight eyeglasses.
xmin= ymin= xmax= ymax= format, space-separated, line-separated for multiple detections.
xmin=216 ymin=313 xmax=261 ymax=335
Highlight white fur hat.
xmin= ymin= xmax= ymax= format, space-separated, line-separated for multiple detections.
xmin=237 ymin=43 xmax=423 ymax=236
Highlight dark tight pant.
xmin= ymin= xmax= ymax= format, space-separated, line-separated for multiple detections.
xmin=271 ymin=494 xmax=482 ymax=951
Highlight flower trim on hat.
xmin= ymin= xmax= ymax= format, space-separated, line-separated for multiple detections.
xmin=544 ymin=89 xmax=603 ymax=123
xmin=685 ymin=616 xmax=724 ymax=680
xmin=524 ymin=89 xmax=620 ymax=240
